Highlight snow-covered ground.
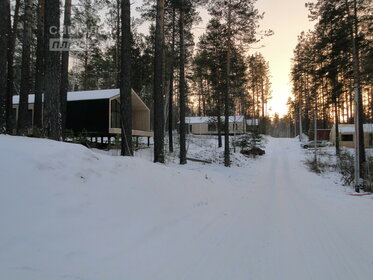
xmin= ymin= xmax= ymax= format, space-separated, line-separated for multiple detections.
xmin=1 ymin=135 xmax=373 ymax=280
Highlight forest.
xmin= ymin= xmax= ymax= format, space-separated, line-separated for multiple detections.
xmin=0 ymin=0 xmax=272 ymax=167
xmin=282 ymin=0 xmax=372 ymax=185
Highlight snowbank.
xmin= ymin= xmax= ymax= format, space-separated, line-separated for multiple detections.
xmin=0 ymin=135 xmax=235 ymax=279
xmin=1 ymin=135 xmax=373 ymax=280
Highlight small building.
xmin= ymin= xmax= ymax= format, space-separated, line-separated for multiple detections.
xmin=246 ymin=118 xmax=259 ymax=127
xmin=184 ymin=116 xmax=246 ymax=135
xmin=12 ymin=89 xmax=153 ymax=138
xmin=329 ymin=124 xmax=373 ymax=148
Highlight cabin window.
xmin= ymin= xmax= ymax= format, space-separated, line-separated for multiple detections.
xmin=341 ymin=134 xmax=353 ymax=142
xmin=111 ymin=99 xmax=121 ymax=128
xmin=369 ymin=134 xmax=373 ymax=146
xmin=208 ymin=123 xmax=217 ymax=131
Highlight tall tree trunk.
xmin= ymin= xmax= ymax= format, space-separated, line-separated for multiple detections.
xmin=334 ymin=98 xmax=340 ymax=156
xmin=153 ymin=0 xmax=165 ymax=163
xmin=351 ymin=0 xmax=366 ymax=167
xmin=83 ymin=54 xmax=89 ymax=90
xmin=17 ymin=0 xmax=33 ymax=135
xmin=6 ymin=0 xmax=20 ymax=134
xmin=116 ymin=0 xmax=121 ymax=87
xmin=34 ymin=0 xmax=45 ymax=131
xmin=224 ymin=0 xmax=232 ymax=167
xmin=261 ymin=79 xmax=265 ymax=118
xmin=168 ymin=6 xmax=176 ymax=153
xmin=344 ymin=0 xmax=366 ymax=174
xmin=44 ymin=0 xmax=62 ymax=140
xmin=60 ymin=0 xmax=72 ymax=138
xmin=179 ymin=0 xmax=187 ymax=165
xmin=120 ymin=0 xmax=133 ymax=156
xmin=0 ymin=0 xmax=10 ymax=133
xmin=217 ymin=93 xmax=222 ymax=147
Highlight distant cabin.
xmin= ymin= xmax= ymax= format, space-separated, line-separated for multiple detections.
xmin=184 ymin=116 xmax=246 ymax=135
xmin=246 ymin=119 xmax=259 ymax=127
xmin=329 ymin=124 xmax=373 ymax=148
xmin=12 ymin=89 xmax=153 ymax=138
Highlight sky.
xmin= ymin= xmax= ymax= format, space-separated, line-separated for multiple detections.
xmin=249 ymin=0 xmax=316 ymax=117
xmin=132 ymin=0 xmax=316 ymax=117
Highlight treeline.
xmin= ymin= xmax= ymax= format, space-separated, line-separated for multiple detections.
xmin=0 ymin=0 xmax=272 ymax=166
xmin=288 ymin=0 xmax=372 ymax=173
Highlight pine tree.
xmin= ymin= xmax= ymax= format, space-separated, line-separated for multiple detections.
xmin=168 ymin=5 xmax=176 ymax=153
xmin=120 ymin=0 xmax=133 ymax=157
xmin=34 ymin=0 xmax=45 ymax=131
xmin=0 ymin=0 xmax=10 ymax=133
xmin=153 ymin=0 xmax=165 ymax=163
xmin=72 ymin=0 xmax=105 ymax=90
xmin=60 ymin=0 xmax=72 ymax=136
xmin=17 ymin=0 xmax=33 ymax=135
xmin=179 ymin=0 xmax=187 ymax=164
xmin=208 ymin=0 xmax=266 ymax=167
xmin=44 ymin=0 xmax=62 ymax=140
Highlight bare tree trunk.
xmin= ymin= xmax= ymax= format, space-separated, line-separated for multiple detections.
xmin=153 ymin=0 xmax=165 ymax=163
xmin=168 ymin=6 xmax=176 ymax=153
xmin=261 ymin=78 xmax=265 ymax=118
xmin=203 ymin=81 xmax=208 ymax=116
xmin=17 ymin=0 xmax=33 ymax=135
xmin=120 ymin=0 xmax=133 ymax=156
xmin=60 ymin=0 xmax=72 ymax=138
xmin=351 ymin=0 xmax=366 ymax=167
xmin=0 ymin=0 xmax=10 ymax=133
xmin=217 ymin=95 xmax=222 ymax=147
xmin=34 ymin=0 xmax=45 ymax=131
xmin=224 ymin=0 xmax=232 ymax=167
xmin=179 ymin=0 xmax=187 ymax=165
xmin=116 ymin=0 xmax=121 ymax=87
xmin=334 ymin=99 xmax=340 ymax=156
xmin=6 ymin=0 xmax=20 ymax=134
xmin=44 ymin=0 xmax=62 ymax=140
xmin=83 ymin=54 xmax=89 ymax=90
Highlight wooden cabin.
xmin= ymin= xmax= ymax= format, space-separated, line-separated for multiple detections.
xmin=12 ymin=89 xmax=153 ymax=138
xmin=329 ymin=124 xmax=373 ymax=148
xmin=246 ymin=118 xmax=259 ymax=127
xmin=184 ymin=116 xmax=246 ymax=135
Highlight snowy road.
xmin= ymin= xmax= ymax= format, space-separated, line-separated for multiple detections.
xmin=1 ymin=136 xmax=373 ymax=280
xmin=123 ymin=138 xmax=373 ymax=280
xmin=191 ymin=138 xmax=373 ymax=280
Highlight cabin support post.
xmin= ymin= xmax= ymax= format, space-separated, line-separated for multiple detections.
xmin=147 ymin=137 xmax=150 ymax=147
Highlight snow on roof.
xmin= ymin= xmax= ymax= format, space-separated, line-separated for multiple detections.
xmin=67 ymin=89 xmax=119 ymax=101
xmin=185 ymin=116 xmax=244 ymax=124
xmin=335 ymin=124 xmax=373 ymax=133
xmin=12 ymin=89 xmax=121 ymax=105
xmin=12 ymin=95 xmax=37 ymax=104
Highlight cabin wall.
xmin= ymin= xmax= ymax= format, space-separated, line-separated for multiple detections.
xmin=188 ymin=120 xmax=246 ymax=135
xmin=66 ymin=99 xmax=109 ymax=134
xmin=189 ymin=123 xmax=208 ymax=134
xmin=329 ymin=127 xmax=373 ymax=148
xmin=109 ymin=96 xmax=151 ymax=135
xmin=133 ymin=110 xmax=150 ymax=131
